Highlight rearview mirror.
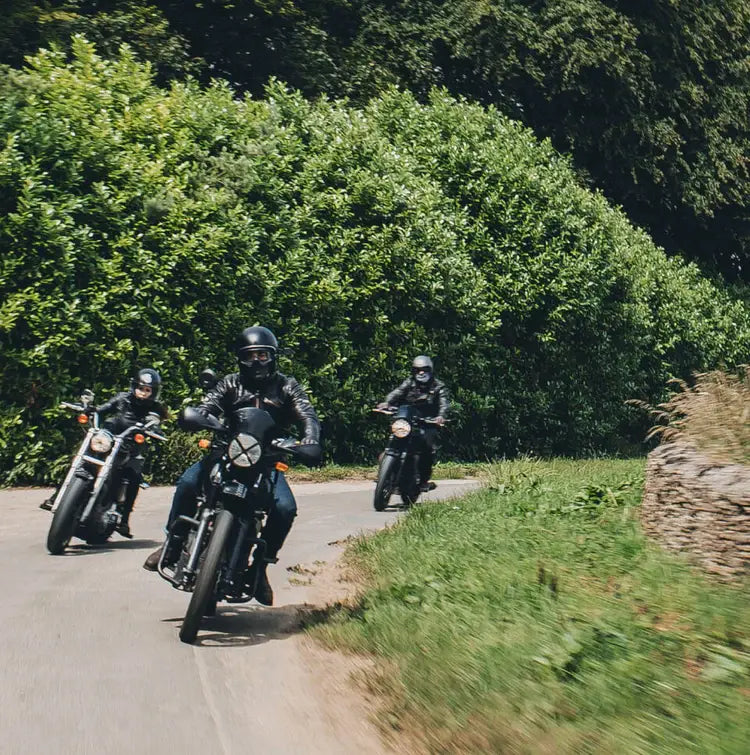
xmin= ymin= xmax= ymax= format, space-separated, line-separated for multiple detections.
xmin=198 ymin=368 xmax=219 ymax=391
xmin=178 ymin=406 xmax=224 ymax=433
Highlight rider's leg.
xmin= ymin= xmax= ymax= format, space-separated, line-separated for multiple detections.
xmin=143 ymin=460 xmax=203 ymax=570
xmin=248 ymin=471 xmax=297 ymax=605
xmin=116 ymin=468 xmax=140 ymax=538
xmin=418 ymin=429 xmax=438 ymax=492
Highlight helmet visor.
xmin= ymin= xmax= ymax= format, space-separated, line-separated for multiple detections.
xmin=238 ymin=348 xmax=274 ymax=367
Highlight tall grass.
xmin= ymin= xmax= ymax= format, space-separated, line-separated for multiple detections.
xmin=634 ymin=367 xmax=750 ymax=465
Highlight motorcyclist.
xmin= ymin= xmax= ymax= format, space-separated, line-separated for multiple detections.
xmin=142 ymin=326 xmax=321 ymax=608
xmin=377 ymin=355 xmax=449 ymax=491
xmin=40 ymin=368 xmax=167 ymax=539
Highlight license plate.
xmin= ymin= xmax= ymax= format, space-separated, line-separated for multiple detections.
xmin=222 ymin=481 xmax=248 ymax=499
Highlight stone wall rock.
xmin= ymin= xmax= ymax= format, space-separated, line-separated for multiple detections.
xmin=641 ymin=442 xmax=750 ymax=579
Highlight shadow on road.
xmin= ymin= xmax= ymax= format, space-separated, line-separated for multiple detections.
xmin=66 ymin=538 xmax=162 ymax=555
xmin=161 ymin=603 xmax=316 ymax=647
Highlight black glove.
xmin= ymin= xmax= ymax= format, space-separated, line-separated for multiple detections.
xmin=296 ymin=439 xmax=323 ymax=467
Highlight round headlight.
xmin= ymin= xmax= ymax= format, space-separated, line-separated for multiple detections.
xmin=90 ymin=430 xmax=114 ymax=453
xmin=391 ymin=419 xmax=412 ymax=438
xmin=228 ymin=433 xmax=262 ymax=468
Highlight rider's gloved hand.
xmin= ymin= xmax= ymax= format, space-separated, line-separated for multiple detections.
xmin=376 ymin=402 xmax=390 ymax=411
xmin=296 ymin=438 xmax=323 ymax=467
xmin=434 ymin=416 xmax=446 ymax=426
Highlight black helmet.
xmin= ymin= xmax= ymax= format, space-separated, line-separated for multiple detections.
xmin=130 ymin=367 xmax=162 ymax=408
xmin=235 ymin=326 xmax=279 ymax=386
xmin=411 ymin=355 xmax=434 ymax=385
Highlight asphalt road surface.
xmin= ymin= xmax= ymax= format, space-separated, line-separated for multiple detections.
xmin=0 ymin=479 xmax=477 ymax=755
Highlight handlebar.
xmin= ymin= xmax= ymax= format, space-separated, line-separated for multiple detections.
xmin=60 ymin=402 xmax=89 ymax=412
xmin=372 ymin=407 xmax=449 ymax=425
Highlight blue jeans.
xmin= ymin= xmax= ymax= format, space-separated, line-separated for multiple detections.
xmin=167 ymin=460 xmax=297 ymax=560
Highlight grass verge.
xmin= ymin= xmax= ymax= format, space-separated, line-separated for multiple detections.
xmin=285 ymin=460 xmax=490 ymax=483
xmin=310 ymin=458 xmax=750 ymax=753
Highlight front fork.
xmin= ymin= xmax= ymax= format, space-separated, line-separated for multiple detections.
xmin=79 ymin=437 xmax=126 ymax=523
xmin=50 ymin=430 xmax=96 ymax=513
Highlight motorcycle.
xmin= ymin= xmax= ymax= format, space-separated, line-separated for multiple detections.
xmin=156 ymin=400 xmax=321 ymax=645
xmin=372 ymin=405 xmax=442 ymax=511
xmin=45 ymin=389 xmax=167 ymax=554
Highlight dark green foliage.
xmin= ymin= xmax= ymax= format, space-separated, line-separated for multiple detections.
xmin=5 ymin=3 xmax=750 ymax=278
xmin=0 ymin=44 xmax=748 ymax=483
xmin=0 ymin=1 xmax=195 ymax=81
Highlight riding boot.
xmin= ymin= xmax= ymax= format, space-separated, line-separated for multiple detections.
xmin=418 ymin=455 xmax=435 ymax=493
xmin=143 ymin=536 xmax=182 ymax=571
xmin=116 ymin=508 xmax=134 ymax=539
xmin=246 ymin=558 xmax=275 ymax=606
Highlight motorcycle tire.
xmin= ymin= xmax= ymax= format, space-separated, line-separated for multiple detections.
xmin=374 ymin=454 xmax=398 ymax=511
xmin=180 ymin=508 xmax=233 ymax=644
xmin=83 ymin=487 xmax=117 ymax=545
xmin=399 ymin=458 xmax=420 ymax=507
xmin=46 ymin=476 xmax=90 ymax=555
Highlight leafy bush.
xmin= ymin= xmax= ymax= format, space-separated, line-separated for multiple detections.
xmin=1 ymin=41 xmax=748 ymax=483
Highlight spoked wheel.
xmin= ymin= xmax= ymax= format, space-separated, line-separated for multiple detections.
xmin=47 ymin=477 xmax=90 ymax=555
xmin=180 ymin=509 xmax=233 ymax=644
xmin=374 ymin=454 xmax=399 ymax=511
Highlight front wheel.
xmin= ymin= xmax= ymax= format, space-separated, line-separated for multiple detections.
xmin=47 ymin=476 xmax=90 ymax=554
xmin=374 ymin=454 xmax=399 ymax=511
xmin=399 ymin=456 xmax=420 ymax=507
xmin=180 ymin=508 xmax=233 ymax=644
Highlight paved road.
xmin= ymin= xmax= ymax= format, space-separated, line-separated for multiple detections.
xmin=0 ymin=479 xmax=477 ymax=755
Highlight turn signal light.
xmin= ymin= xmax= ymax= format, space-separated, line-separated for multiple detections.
xmin=198 ymin=438 xmax=211 ymax=449
xmin=77 ymin=414 xmax=89 ymax=424
xmin=134 ymin=433 xmax=145 ymax=444
xmin=275 ymin=462 xmax=289 ymax=472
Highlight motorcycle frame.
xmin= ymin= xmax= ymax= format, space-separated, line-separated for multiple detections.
xmin=52 ymin=412 xmax=164 ymax=528
xmin=158 ymin=470 xmax=270 ymax=593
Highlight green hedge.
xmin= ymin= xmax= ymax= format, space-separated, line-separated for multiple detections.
xmin=1 ymin=40 xmax=748 ymax=484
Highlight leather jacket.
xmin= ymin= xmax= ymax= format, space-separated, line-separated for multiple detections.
xmin=95 ymin=392 xmax=167 ymax=435
xmin=198 ymin=372 xmax=321 ymax=443
xmin=385 ymin=378 xmax=450 ymax=419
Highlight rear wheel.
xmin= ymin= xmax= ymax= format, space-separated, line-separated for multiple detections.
xmin=47 ymin=476 xmax=90 ymax=554
xmin=180 ymin=509 xmax=233 ymax=644
xmin=374 ymin=454 xmax=398 ymax=511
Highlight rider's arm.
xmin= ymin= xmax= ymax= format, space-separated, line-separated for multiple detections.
xmin=197 ymin=377 xmax=231 ymax=418
xmin=436 ymin=382 xmax=450 ymax=419
xmin=95 ymin=392 xmax=127 ymax=417
xmin=283 ymin=378 xmax=321 ymax=443
xmin=384 ymin=379 xmax=411 ymax=407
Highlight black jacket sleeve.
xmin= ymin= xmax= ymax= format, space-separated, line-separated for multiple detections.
xmin=436 ymin=382 xmax=450 ymax=418
xmin=385 ymin=379 xmax=411 ymax=407
xmin=95 ymin=392 xmax=127 ymax=416
xmin=283 ymin=378 xmax=321 ymax=443
xmin=198 ymin=378 xmax=230 ymax=418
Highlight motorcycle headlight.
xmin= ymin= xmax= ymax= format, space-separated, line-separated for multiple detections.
xmin=391 ymin=419 xmax=412 ymax=438
xmin=228 ymin=433 xmax=262 ymax=468
xmin=90 ymin=430 xmax=114 ymax=453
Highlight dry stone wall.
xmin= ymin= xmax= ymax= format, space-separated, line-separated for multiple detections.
xmin=641 ymin=442 xmax=750 ymax=579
